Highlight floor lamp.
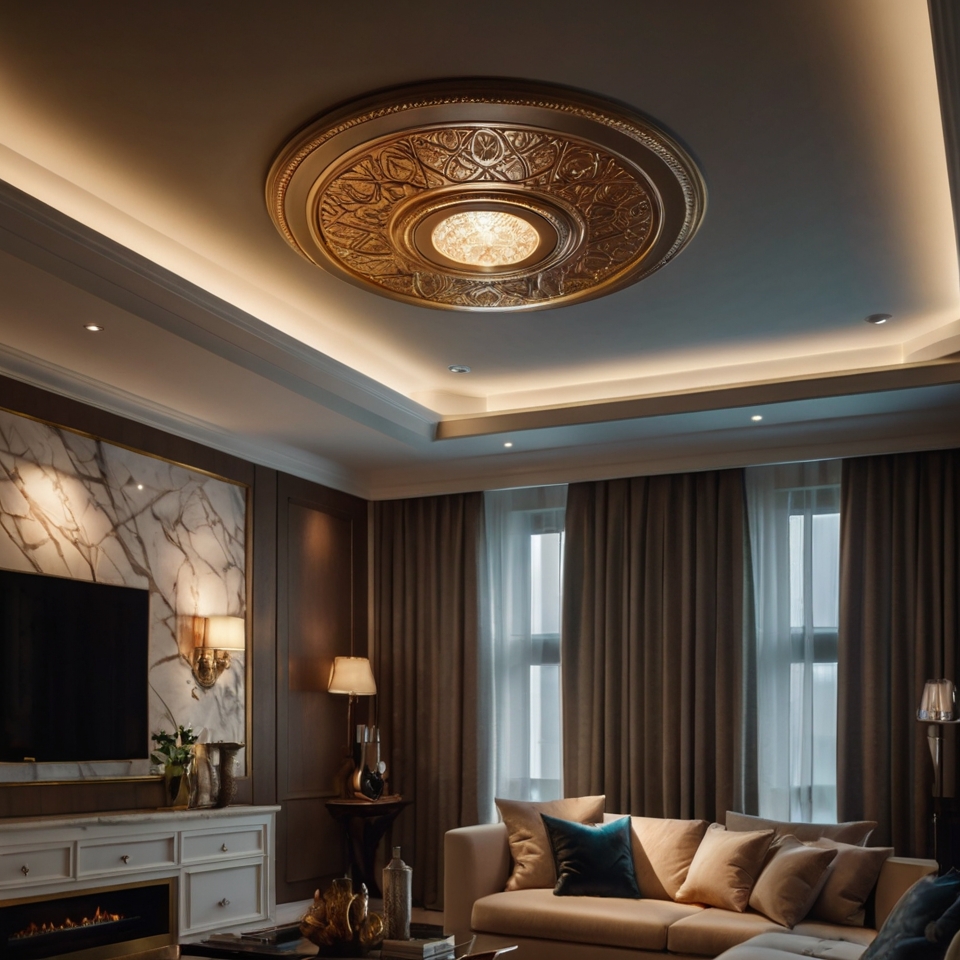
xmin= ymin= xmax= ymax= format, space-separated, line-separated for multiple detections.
xmin=918 ymin=678 xmax=958 ymax=866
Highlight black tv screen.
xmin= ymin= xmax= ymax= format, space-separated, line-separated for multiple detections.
xmin=0 ymin=569 xmax=150 ymax=764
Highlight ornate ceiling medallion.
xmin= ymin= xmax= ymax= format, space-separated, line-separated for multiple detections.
xmin=267 ymin=80 xmax=705 ymax=311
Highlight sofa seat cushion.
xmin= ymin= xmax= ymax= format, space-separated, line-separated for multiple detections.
xmin=714 ymin=933 xmax=868 ymax=959
xmin=792 ymin=922 xmax=877 ymax=946
xmin=667 ymin=908 xmax=788 ymax=955
xmin=471 ymin=887 xmax=704 ymax=950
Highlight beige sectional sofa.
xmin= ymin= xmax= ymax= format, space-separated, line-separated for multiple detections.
xmin=443 ymin=820 xmax=937 ymax=960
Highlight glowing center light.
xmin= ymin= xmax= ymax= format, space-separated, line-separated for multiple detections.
xmin=431 ymin=210 xmax=540 ymax=267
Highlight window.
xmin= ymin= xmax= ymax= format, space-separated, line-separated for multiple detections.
xmin=746 ymin=461 xmax=840 ymax=822
xmin=479 ymin=486 xmax=566 ymax=819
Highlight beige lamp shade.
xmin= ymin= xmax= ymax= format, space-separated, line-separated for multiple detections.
xmin=918 ymin=679 xmax=955 ymax=721
xmin=328 ymin=656 xmax=377 ymax=696
xmin=204 ymin=616 xmax=246 ymax=651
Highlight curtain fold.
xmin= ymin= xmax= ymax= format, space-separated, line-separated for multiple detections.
xmin=374 ymin=492 xmax=482 ymax=908
xmin=838 ymin=449 xmax=960 ymax=855
xmin=561 ymin=469 xmax=752 ymax=820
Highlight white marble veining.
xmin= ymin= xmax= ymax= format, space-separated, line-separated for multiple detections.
xmin=0 ymin=407 xmax=247 ymax=780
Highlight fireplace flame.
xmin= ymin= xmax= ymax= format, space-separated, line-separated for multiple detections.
xmin=12 ymin=906 xmax=123 ymax=939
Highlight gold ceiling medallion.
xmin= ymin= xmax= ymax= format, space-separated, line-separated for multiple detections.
xmin=267 ymin=80 xmax=705 ymax=311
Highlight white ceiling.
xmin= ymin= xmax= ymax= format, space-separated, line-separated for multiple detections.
xmin=0 ymin=0 xmax=957 ymax=498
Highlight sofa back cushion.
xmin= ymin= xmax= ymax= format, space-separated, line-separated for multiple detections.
xmin=675 ymin=823 xmax=774 ymax=912
xmin=726 ymin=810 xmax=877 ymax=846
xmin=496 ymin=795 xmax=605 ymax=890
xmin=748 ymin=834 xmax=838 ymax=927
xmin=807 ymin=838 xmax=894 ymax=926
xmin=604 ymin=812 xmax=708 ymax=900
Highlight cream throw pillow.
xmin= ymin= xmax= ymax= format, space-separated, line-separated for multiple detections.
xmin=806 ymin=838 xmax=894 ymax=926
xmin=748 ymin=835 xmax=838 ymax=927
xmin=604 ymin=813 xmax=708 ymax=900
xmin=496 ymin=795 xmax=605 ymax=890
xmin=675 ymin=823 xmax=774 ymax=912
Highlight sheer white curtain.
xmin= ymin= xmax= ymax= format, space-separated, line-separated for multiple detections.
xmin=478 ymin=485 xmax=566 ymax=823
xmin=746 ymin=460 xmax=840 ymax=822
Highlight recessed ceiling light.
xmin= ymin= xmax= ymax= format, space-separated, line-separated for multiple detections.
xmin=83 ymin=323 xmax=103 ymax=332
xmin=751 ymin=415 xmax=763 ymax=422
xmin=448 ymin=364 xmax=471 ymax=374
xmin=865 ymin=313 xmax=892 ymax=324
xmin=136 ymin=483 xmax=144 ymax=491
xmin=504 ymin=442 xmax=513 ymax=448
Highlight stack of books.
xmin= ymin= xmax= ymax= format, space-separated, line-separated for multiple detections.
xmin=380 ymin=936 xmax=457 ymax=960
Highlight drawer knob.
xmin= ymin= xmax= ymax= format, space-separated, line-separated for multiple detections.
xmin=218 ymin=898 xmax=231 ymax=907
xmin=121 ymin=855 xmax=130 ymax=864
xmin=221 ymin=843 xmax=228 ymax=852
xmin=20 ymin=865 xmax=28 ymax=876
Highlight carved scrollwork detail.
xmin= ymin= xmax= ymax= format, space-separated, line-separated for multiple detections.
xmin=268 ymin=80 xmax=705 ymax=310
xmin=315 ymin=127 xmax=655 ymax=309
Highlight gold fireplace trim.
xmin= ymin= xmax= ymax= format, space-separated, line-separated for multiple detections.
xmin=1 ymin=876 xmax=177 ymax=960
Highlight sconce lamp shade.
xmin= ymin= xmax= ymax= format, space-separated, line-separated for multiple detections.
xmin=918 ymin=679 xmax=956 ymax=722
xmin=328 ymin=657 xmax=377 ymax=696
xmin=204 ymin=616 xmax=246 ymax=651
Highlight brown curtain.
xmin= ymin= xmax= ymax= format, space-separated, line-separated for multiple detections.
xmin=838 ymin=449 xmax=960 ymax=855
xmin=374 ymin=492 xmax=482 ymax=908
xmin=561 ymin=469 xmax=752 ymax=820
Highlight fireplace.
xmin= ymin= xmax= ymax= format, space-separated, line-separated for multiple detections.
xmin=0 ymin=878 xmax=176 ymax=960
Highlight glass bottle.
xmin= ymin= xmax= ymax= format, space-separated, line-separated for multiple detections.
xmin=382 ymin=846 xmax=412 ymax=940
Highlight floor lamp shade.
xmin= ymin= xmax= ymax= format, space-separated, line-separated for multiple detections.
xmin=328 ymin=657 xmax=377 ymax=696
xmin=919 ymin=679 xmax=956 ymax=722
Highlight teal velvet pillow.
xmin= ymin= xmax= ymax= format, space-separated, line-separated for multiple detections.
xmin=541 ymin=813 xmax=641 ymax=898
xmin=861 ymin=870 xmax=960 ymax=960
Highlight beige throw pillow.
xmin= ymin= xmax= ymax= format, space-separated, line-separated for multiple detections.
xmin=748 ymin=835 xmax=838 ymax=927
xmin=806 ymin=838 xmax=894 ymax=926
xmin=725 ymin=811 xmax=877 ymax=846
xmin=604 ymin=814 xmax=708 ymax=900
xmin=675 ymin=823 xmax=774 ymax=911
xmin=496 ymin=795 xmax=605 ymax=890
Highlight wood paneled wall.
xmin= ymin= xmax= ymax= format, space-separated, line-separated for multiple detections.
xmin=0 ymin=375 xmax=369 ymax=902
xmin=275 ymin=475 xmax=368 ymax=902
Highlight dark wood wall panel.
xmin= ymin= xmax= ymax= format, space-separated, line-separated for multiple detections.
xmin=275 ymin=474 xmax=368 ymax=903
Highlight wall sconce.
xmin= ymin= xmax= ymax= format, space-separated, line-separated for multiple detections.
xmin=327 ymin=657 xmax=377 ymax=797
xmin=192 ymin=616 xmax=245 ymax=688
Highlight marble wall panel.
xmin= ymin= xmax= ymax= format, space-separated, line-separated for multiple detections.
xmin=0 ymin=407 xmax=246 ymax=780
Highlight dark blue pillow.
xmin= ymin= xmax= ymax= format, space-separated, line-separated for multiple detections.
xmin=862 ymin=870 xmax=960 ymax=960
xmin=541 ymin=813 xmax=641 ymax=898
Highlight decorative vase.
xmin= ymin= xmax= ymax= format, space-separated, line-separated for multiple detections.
xmin=192 ymin=742 xmax=220 ymax=807
xmin=382 ymin=846 xmax=412 ymax=940
xmin=215 ymin=742 xmax=244 ymax=808
xmin=299 ymin=876 xmax=384 ymax=956
xmin=164 ymin=766 xmax=190 ymax=808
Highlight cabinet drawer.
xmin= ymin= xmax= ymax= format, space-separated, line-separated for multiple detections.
xmin=78 ymin=833 xmax=176 ymax=877
xmin=0 ymin=843 xmax=72 ymax=888
xmin=182 ymin=860 xmax=265 ymax=933
xmin=181 ymin=827 xmax=263 ymax=863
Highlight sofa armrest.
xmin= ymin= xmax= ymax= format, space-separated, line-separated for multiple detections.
xmin=444 ymin=823 xmax=511 ymax=939
xmin=874 ymin=856 xmax=938 ymax=928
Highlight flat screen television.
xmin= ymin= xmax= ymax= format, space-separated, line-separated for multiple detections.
xmin=0 ymin=568 xmax=150 ymax=764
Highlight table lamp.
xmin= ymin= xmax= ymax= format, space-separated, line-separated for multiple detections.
xmin=328 ymin=657 xmax=377 ymax=797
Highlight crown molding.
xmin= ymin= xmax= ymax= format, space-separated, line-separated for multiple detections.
xmin=0 ymin=177 xmax=436 ymax=448
xmin=436 ymin=357 xmax=960 ymax=439
xmin=0 ymin=342 xmax=368 ymax=498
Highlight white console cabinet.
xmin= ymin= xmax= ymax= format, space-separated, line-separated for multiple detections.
xmin=0 ymin=804 xmax=279 ymax=940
